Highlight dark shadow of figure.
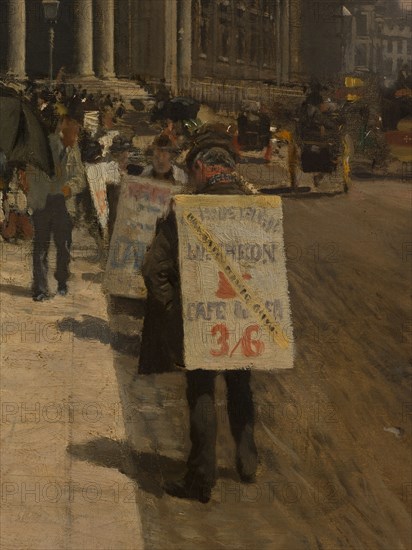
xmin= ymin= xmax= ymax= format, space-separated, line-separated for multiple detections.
xmin=57 ymin=314 xmax=141 ymax=356
xmin=81 ymin=271 xmax=105 ymax=284
xmin=67 ymin=437 xmax=238 ymax=499
xmin=0 ymin=283 xmax=32 ymax=297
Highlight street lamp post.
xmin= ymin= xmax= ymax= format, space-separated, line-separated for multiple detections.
xmin=42 ymin=1 xmax=60 ymax=85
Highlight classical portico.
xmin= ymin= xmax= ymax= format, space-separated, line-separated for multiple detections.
xmin=3 ymin=0 xmax=304 ymax=90
xmin=5 ymin=0 xmax=117 ymax=81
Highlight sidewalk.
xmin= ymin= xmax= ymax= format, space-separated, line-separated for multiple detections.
xmin=0 ymin=228 xmax=144 ymax=550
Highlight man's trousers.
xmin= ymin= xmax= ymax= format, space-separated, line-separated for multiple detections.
xmin=185 ymin=369 xmax=257 ymax=489
xmin=32 ymin=194 xmax=73 ymax=295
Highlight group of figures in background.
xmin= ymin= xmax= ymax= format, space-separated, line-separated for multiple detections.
xmin=1 ymin=64 xmax=411 ymax=275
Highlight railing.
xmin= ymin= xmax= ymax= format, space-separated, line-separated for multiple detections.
xmin=147 ymin=77 xmax=303 ymax=115
xmin=183 ymin=79 xmax=303 ymax=114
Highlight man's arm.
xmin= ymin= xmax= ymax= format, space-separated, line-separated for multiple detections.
xmin=25 ymin=164 xmax=51 ymax=211
xmin=142 ymin=214 xmax=178 ymax=310
xmin=64 ymin=146 xmax=86 ymax=196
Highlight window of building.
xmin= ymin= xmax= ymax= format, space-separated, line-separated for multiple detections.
xmin=236 ymin=27 xmax=245 ymax=62
xmin=237 ymin=4 xmax=245 ymax=18
xmin=249 ymin=14 xmax=259 ymax=64
xmin=199 ymin=0 xmax=212 ymax=58
xmin=236 ymin=4 xmax=246 ymax=62
xmin=262 ymin=20 xmax=274 ymax=67
xmin=218 ymin=1 xmax=232 ymax=62
xmin=200 ymin=19 xmax=208 ymax=57
xmin=387 ymin=40 xmax=392 ymax=54
xmin=355 ymin=43 xmax=367 ymax=67
xmin=221 ymin=25 xmax=230 ymax=59
xmin=356 ymin=13 xmax=368 ymax=36
xmin=384 ymin=58 xmax=393 ymax=75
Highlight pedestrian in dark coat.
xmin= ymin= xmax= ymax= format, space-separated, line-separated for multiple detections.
xmin=139 ymin=132 xmax=257 ymax=503
xmin=27 ymin=115 xmax=86 ymax=301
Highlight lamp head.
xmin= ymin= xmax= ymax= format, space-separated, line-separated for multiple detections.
xmin=42 ymin=0 xmax=60 ymax=23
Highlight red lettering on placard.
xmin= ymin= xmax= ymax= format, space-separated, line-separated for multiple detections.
xmin=241 ymin=324 xmax=265 ymax=357
xmin=210 ymin=324 xmax=230 ymax=356
xmin=210 ymin=323 xmax=264 ymax=358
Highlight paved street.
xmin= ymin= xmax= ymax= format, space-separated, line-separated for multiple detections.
xmin=1 ymin=178 xmax=411 ymax=549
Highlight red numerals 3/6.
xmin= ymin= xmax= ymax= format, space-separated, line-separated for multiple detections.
xmin=210 ymin=324 xmax=265 ymax=357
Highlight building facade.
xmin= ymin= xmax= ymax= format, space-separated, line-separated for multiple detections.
xmin=343 ymin=1 xmax=412 ymax=81
xmin=381 ymin=20 xmax=412 ymax=79
xmin=0 ymin=0 xmax=304 ymax=90
xmin=300 ymin=0 xmax=347 ymax=81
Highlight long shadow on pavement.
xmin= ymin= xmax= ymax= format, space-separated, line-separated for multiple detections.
xmin=57 ymin=314 xmax=140 ymax=356
xmin=68 ymin=438 xmax=237 ymax=500
xmin=68 ymin=439 xmax=182 ymax=499
xmin=0 ymin=283 xmax=31 ymax=297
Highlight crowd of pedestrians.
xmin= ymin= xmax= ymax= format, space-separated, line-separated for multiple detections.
xmin=0 ymin=76 xmax=262 ymax=504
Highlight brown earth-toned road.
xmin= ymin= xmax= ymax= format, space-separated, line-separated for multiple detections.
xmin=1 ymin=178 xmax=411 ymax=549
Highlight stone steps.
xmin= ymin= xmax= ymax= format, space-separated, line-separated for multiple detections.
xmin=72 ymin=78 xmax=153 ymax=102
xmin=36 ymin=77 xmax=154 ymax=106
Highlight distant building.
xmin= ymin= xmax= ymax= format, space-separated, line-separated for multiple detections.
xmin=381 ymin=20 xmax=412 ymax=80
xmin=343 ymin=1 xmax=411 ymax=81
xmin=280 ymin=0 xmax=411 ymax=83
xmin=0 ymin=1 xmax=302 ymax=87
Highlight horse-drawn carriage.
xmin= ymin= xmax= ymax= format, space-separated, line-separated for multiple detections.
xmin=290 ymin=93 xmax=351 ymax=193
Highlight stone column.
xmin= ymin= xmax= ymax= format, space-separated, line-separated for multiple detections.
xmin=164 ymin=0 xmax=178 ymax=94
xmin=95 ymin=0 xmax=115 ymax=78
xmin=177 ymin=0 xmax=192 ymax=92
xmin=348 ymin=16 xmax=356 ymax=73
xmin=73 ymin=0 xmax=94 ymax=77
xmin=281 ymin=0 xmax=290 ymax=83
xmin=7 ymin=0 xmax=26 ymax=79
xmin=289 ymin=0 xmax=302 ymax=83
xmin=275 ymin=0 xmax=282 ymax=85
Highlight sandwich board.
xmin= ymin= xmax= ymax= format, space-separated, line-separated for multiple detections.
xmin=174 ymin=194 xmax=294 ymax=371
xmin=104 ymin=175 xmax=183 ymax=298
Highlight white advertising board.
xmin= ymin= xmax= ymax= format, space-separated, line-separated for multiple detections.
xmin=105 ymin=176 xmax=183 ymax=298
xmin=85 ymin=162 xmax=120 ymax=230
xmin=174 ymin=194 xmax=294 ymax=371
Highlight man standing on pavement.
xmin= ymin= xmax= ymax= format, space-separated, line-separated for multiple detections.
xmin=139 ymin=126 xmax=258 ymax=503
xmin=28 ymin=115 xmax=86 ymax=301
xmin=108 ymin=134 xmax=186 ymax=356
xmin=140 ymin=134 xmax=187 ymax=185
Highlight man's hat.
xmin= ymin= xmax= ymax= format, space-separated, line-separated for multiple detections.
xmin=110 ymin=135 xmax=131 ymax=154
xmin=196 ymin=147 xmax=236 ymax=169
xmin=39 ymin=90 xmax=51 ymax=101
xmin=152 ymin=134 xmax=177 ymax=151
xmin=185 ymin=123 xmax=237 ymax=168
xmin=81 ymin=140 xmax=103 ymax=163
